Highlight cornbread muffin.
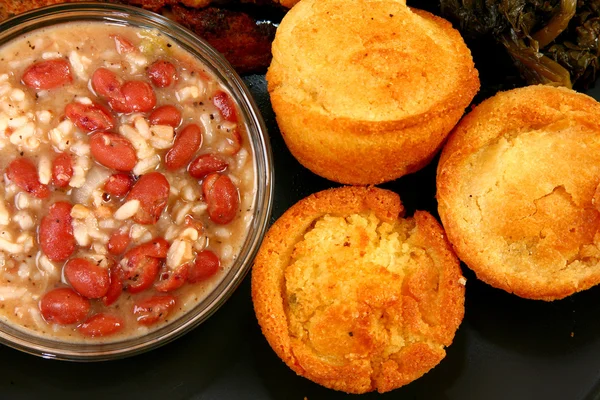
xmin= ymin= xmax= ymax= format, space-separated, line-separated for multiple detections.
xmin=252 ymin=187 xmax=465 ymax=393
xmin=267 ymin=0 xmax=479 ymax=185
xmin=437 ymin=85 xmax=600 ymax=301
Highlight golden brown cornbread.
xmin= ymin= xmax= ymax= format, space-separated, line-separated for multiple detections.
xmin=437 ymin=85 xmax=600 ymax=301
xmin=267 ymin=0 xmax=479 ymax=185
xmin=251 ymin=186 xmax=465 ymax=393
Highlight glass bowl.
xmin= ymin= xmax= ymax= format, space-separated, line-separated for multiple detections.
xmin=0 ymin=2 xmax=273 ymax=361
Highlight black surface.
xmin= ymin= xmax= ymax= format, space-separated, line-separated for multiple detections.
xmin=2 ymin=72 xmax=600 ymax=400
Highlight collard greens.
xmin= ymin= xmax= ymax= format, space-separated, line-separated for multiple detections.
xmin=441 ymin=0 xmax=600 ymax=89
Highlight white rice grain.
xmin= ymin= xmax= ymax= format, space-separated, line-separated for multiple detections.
xmin=0 ymin=238 xmax=23 ymax=254
xmin=115 ymin=200 xmax=140 ymax=220
xmin=37 ymin=155 xmax=51 ymax=184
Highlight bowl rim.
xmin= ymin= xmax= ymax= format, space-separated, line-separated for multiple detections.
xmin=0 ymin=2 xmax=274 ymax=361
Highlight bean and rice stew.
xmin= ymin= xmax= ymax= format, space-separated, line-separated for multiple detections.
xmin=0 ymin=22 xmax=255 ymax=341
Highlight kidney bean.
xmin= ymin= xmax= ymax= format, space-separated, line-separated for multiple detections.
xmin=155 ymin=263 xmax=189 ymax=292
xmin=51 ymin=152 xmax=73 ymax=188
xmin=122 ymin=239 xmax=169 ymax=294
xmin=133 ymin=295 xmax=177 ymax=326
xmin=147 ymin=60 xmax=178 ymax=88
xmin=39 ymin=288 xmax=90 ymax=325
xmin=188 ymin=250 xmax=220 ymax=283
xmin=121 ymin=81 xmax=156 ymax=113
xmin=108 ymin=229 xmax=131 ymax=255
xmin=123 ymin=256 xmax=160 ymax=294
xmin=39 ymin=202 xmax=75 ymax=261
xmin=149 ymin=105 xmax=181 ymax=127
xmin=165 ymin=124 xmax=202 ymax=171
xmin=102 ymin=265 xmax=124 ymax=306
xmin=108 ymin=97 xmax=132 ymax=113
xmin=91 ymin=67 xmax=123 ymax=100
xmin=90 ymin=132 xmax=137 ymax=172
xmin=212 ymin=90 xmax=237 ymax=123
xmin=104 ymin=173 xmax=133 ymax=197
xmin=22 ymin=59 xmax=72 ymax=90
xmin=202 ymin=173 xmax=239 ymax=224
xmin=135 ymin=238 xmax=170 ymax=258
xmin=65 ymin=101 xmax=114 ymax=132
xmin=111 ymin=34 xmax=135 ymax=54
xmin=188 ymin=154 xmax=228 ymax=179
xmin=6 ymin=158 xmax=50 ymax=198
xmin=64 ymin=258 xmax=110 ymax=299
xmin=126 ymin=172 xmax=170 ymax=224
xmin=78 ymin=313 xmax=124 ymax=337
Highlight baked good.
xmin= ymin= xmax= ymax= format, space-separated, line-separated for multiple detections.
xmin=267 ymin=0 xmax=479 ymax=185
xmin=251 ymin=186 xmax=465 ymax=393
xmin=437 ymin=85 xmax=600 ymax=301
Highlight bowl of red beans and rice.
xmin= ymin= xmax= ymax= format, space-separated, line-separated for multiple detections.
xmin=0 ymin=2 xmax=272 ymax=360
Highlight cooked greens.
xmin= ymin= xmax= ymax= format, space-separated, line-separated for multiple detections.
xmin=440 ymin=0 xmax=600 ymax=89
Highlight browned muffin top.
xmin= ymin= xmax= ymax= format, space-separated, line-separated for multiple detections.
xmin=268 ymin=0 xmax=478 ymax=122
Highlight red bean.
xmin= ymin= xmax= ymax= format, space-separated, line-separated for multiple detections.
xmin=188 ymin=250 xmax=220 ymax=283
xmin=149 ymin=105 xmax=181 ymax=127
xmin=135 ymin=238 xmax=170 ymax=258
xmin=111 ymin=34 xmax=135 ymax=54
xmin=64 ymin=258 xmax=110 ymax=299
xmin=51 ymin=152 xmax=73 ymax=188
xmin=188 ymin=154 xmax=228 ymax=179
xmin=122 ymin=239 xmax=169 ymax=294
xmin=65 ymin=102 xmax=114 ymax=132
xmin=90 ymin=132 xmax=137 ymax=172
xmin=22 ymin=59 xmax=72 ymax=90
xmin=123 ymin=256 xmax=160 ymax=294
xmin=121 ymin=81 xmax=156 ymax=112
xmin=147 ymin=60 xmax=178 ymax=88
xmin=91 ymin=67 xmax=123 ymax=100
xmin=155 ymin=263 xmax=189 ymax=292
xmin=108 ymin=97 xmax=132 ymax=113
xmin=102 ymin=265 xmax=124 ymax=306
xmin=39 ymin=202 xmax=75 ymax=261
xmin=6 ymin=158 xmax=50 ymax=198
xmin=107 ymin=229 xmax=131 ymax=255
xmin=90 ymin=68 xmax=130 ymax=113
xmin=202 ymin=173 xmax=239 ymax=224
xmin=133 ymin=295 xmax=177 ymax=326
xmin=39 ymin=288 xmax=90 ymax=325
xmin=78 ymin=313 xmax=124 ymax=337
xmin=126 ymin=172 xmax=170 ymax=224
xmin=213 ymin=90 xmax=237 ymax=122
xmin=165 ymin=124 xmax=202 ymax=171
xmin=104 ymin=173 xmax=133 ymax=197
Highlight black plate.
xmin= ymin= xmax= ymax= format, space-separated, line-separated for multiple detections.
xmin=4 ymin=4 xmax=600 ymax=398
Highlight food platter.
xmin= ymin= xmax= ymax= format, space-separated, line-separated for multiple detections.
xmin=3 ymin=1 xmax=600 ymax=398
xmin=0 ymin=72 xmax=598 ymax=399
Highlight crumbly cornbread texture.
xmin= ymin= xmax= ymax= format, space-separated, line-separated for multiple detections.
xmin=252 ymin=187 xmax=465 ymax=393
xmin=437 ymin=85 xmax=600 ymax=301
xmin=267 ymin=0 xmax=479 ymax=184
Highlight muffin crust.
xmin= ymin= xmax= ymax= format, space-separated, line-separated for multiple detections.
xmin=267 ymin=0 xmax=479 ymax=184
xmin=252 ymin=187 xmax=465 ymax=393
xmin=437 ymin=85 xmax=600 ymax=300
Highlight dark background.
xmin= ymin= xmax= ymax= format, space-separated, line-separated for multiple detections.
xmin=3 ymin=1 xmax=600 ymax=398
